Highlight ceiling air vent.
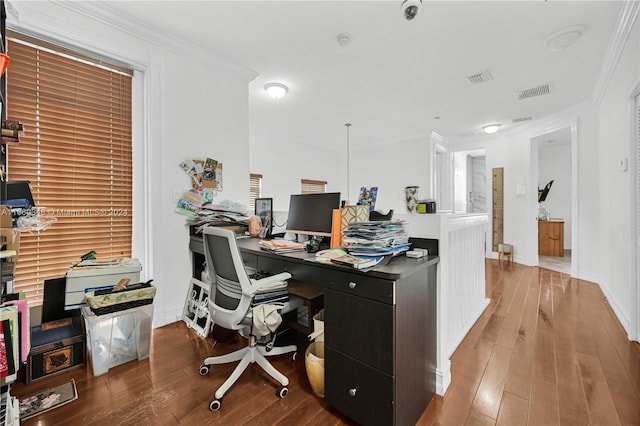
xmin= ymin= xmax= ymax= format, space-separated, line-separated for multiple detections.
xmin=516 ymin=84 xmax=550 ymax=100
xmin=466 ymin=70 xmax=494 ymax=85
xmin=512 ymin=115 xmax=534 ymax=123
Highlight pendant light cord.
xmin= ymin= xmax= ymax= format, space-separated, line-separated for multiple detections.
xmin=346 ymin=123 xmax=351 ymax=204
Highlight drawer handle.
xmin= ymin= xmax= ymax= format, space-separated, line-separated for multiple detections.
xmin=349 ymin=388 xmax=357 ymax=397
xmin=348 ymin=282 xmax=357 ymax=289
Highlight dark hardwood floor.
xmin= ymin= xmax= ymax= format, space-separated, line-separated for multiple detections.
xmin=11 ymin=260 xmax=640 ymax=425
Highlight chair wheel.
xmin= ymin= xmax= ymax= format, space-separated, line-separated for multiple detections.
xmin=209 ymin=399 xmax=221 ymax=411
xmin=278 ymin=387 xmax=289 ymax=398
xmin=199 ymin=365 xmax=209 ymax=376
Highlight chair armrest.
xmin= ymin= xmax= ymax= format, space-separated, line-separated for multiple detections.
xmin=247 ymin=272 xmax=292 ymax=295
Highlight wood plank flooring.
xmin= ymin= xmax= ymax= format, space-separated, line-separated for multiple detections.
xmin=418 ymin=261 xmax=640 ymax=426
xmin=11 ymin=260 xmax=640 ymax=425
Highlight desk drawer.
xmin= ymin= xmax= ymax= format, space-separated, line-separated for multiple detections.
xmin=325 ymin=346 xmax=393 ymax=426
xmin=325 ymin=288 xmax=393 ymax=373
xmin=324 ymin=270 xmax=394 ymax=304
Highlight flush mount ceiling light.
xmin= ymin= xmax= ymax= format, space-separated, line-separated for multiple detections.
xmin=483 ymin=124 xmax=501 ymax=134
xmin=544 ymin=25 xmax=586 ymax=52
xmin=264 ymin=83 xmax=288 ymax=100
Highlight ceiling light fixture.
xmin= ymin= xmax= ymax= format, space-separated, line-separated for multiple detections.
xmin=483 ymin=124 xmax=501 ymax=134
xmin=544 ymin=25 xmax=586 ymax=52
xmin=264 ymin=83 xmax=288 ymax=100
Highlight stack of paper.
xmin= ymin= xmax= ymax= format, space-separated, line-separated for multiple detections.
xmin=342 ymin=220 xmax=411 ymax=256
xmin=258 ymin=239 xmax=306 ymax=253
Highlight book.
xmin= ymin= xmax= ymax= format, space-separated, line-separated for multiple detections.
xmin=330 ymin=253 xmax=383 ymax=269
xmin=3 ymin=299 xmax=29 ymax=363
xmin=0 ymin=322 xmax=8 ymax=379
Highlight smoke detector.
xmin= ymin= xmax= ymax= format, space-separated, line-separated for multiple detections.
xmin=336 ymin=34 xmax=351 ymax=48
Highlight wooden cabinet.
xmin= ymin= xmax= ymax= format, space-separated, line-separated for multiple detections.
xmin=324 ymin=262 xmax=437 ymax=426
xmin=539 ymin=220 xmax=564 ymax=256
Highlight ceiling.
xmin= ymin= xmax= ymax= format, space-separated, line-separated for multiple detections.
xmin=98 ymin=1 xmax=622 ymax=151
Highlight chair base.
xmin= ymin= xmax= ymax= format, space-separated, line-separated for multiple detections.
xmin=202 ymin=336 xmax=297 ymax=400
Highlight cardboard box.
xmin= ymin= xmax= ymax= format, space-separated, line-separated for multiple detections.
xmin=0 ymin=206 xmax=12 ymax=230
xmin=82 ymin=304 xmax=153 ymax=376
xmin=64 ymin=258 xmax=142 ymax=310
xmin=26 ymin=316 xmax=86 ymax=383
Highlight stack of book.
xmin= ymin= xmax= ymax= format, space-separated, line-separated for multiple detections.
xmin=342 ymin=220 xmax=411 ymax=256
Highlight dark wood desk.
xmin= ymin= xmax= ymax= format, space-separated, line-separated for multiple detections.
xmin=190 ymin=235 xmax=439 ymax=426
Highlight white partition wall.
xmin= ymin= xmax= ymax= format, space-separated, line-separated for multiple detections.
xmin=398 ymin=212 xmax=489 ymax=394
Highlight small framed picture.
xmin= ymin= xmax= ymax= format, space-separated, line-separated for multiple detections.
xmin=182 ymin=278 xmax=212 ymax=338
xmin=255 ymin=197 xmax=273 ymax=237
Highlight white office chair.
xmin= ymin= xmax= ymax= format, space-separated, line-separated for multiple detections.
xmin=198 ymin=227 xmax=300 ymax=411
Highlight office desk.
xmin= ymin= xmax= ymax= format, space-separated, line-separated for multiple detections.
xmin=190 ymin=235 xmax=439 ymax=426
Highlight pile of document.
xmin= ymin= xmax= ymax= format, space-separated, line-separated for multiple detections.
xmin=258 ymin=239 xmax=306 ymax=253
xmin=342 ymin=220 xmax=411 ymax=256
xmin=176 ymin=189 xmax=250 ymax=232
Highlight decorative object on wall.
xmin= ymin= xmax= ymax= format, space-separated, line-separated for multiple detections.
xmin=492 ymin=167 xmax=504 ymax=252
xmin=538 ymin=180 xmax=554 ymax=202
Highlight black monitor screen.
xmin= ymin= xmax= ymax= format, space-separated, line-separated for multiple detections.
xmin=286 ymin=192 xmax=341 ymax=238
xmin=6 ymin=181 xmax=35 ymax=207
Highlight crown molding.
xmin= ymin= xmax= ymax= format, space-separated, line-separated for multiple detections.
xmin=592 ymin=0 xmax=640 ymax=105
xmin=50 ymin=1 xmax=258 ymax=82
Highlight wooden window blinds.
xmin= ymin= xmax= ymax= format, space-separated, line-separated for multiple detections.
xmin=301 ymin=179 xmax=326 ymax=194
xmin=249 ymin=173 xmax=262 ymax=212
xmin=6 ymin=37 xmax=133 ymax=305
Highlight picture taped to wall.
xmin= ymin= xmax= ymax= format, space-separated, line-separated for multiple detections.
xmin=182 ymin=278 xmax=212 ymax=338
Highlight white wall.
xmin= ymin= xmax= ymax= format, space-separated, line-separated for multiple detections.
xmin=249 ymin=126 xmax=342 ymax=212
xmin=539 ymin=144 xmax=572 ymax=249
xmin=11 ymin=2 xmax=254 ymax=327
xmin=594 ymin=12 xmax=639 ymax=337
xmin=250 ymin=135 xmax=433 ymax=217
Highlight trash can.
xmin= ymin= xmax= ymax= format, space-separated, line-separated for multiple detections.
xmin=305 ymin=341 xmax=325 ymax=398
xmin=308 ymin=309 xmax=324 ymax=342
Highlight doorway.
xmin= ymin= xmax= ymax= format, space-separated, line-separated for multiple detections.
xmin=453 ymin=150 xmax=486 ymax=214
xmin=533 ymin=127 xmax=573 ymax=274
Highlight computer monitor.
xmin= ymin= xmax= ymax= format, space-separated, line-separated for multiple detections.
xmin=286 ymin=192 xmax=341 ymax=238
xmin=5 ymin=181 xmax=35 ymax=208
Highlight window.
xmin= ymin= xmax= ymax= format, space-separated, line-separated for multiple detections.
xmin=249 ymin=173 xmax=262 ymax=212
xmin=7 ymin=34 xmax=133 ymax=305
xmin=301 ymin=179 xmax=326 ymax=194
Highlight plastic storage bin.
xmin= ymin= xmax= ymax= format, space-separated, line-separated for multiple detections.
xmin=81 ymin=303 xmax=153 ymax=376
